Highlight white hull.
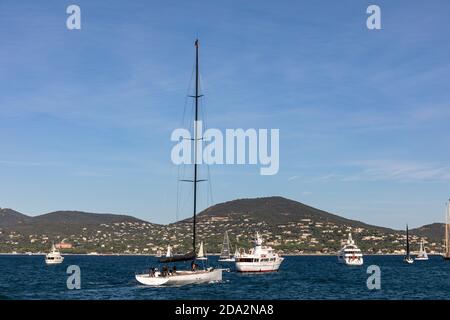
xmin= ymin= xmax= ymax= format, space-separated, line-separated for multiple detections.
xmin=135 ymin=268 xmax=223 ymax=286
xmin=219 ymin=257 xmax=235 ymax=262
xmin=404 ymin=257 xmax=414 ymax=264
xmin=236 ymin=258 xmax=284 ymax=272
xmin=415 ymin=257 xmax=429 ymax=261
xmin=45 ymin=257 xmax=64 ymax=265
xmin=338 ymin=255 xmax=363 ymax=266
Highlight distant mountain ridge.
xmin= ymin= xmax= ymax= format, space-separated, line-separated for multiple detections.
xmin=197 ymin=196 xmax=395 ymax=233
xmin=0 ymin=208 xmax=148 ymax=234
xmin=410 ymin=223 xmax=445 ymax=241
xmin=0 ymin=197 xmax=445 ymax=254
xmin=0 ymin=208 xmax=31 ymax=227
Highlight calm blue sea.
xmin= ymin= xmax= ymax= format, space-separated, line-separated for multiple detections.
xmin=0 ymin=255 xmax=449 ymax=300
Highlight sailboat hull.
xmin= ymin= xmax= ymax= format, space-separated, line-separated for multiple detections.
xmin=415 ymin=256 xmax=429 ymax=261
xmin=135 ymin=269 xmax=223 ymax=286
xmin=403 ymin=257 xmax=414 ymax=264
xmin=218 ymin=258 xmax=235 ymax=262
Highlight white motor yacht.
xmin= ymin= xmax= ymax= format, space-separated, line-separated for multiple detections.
xmin=45 ymin=243 xmax=64 ymax=265
xmin=235 ymin=232 xmax=284 ymax=272
xmin=337 ymin=233 xmax=363 ymax=266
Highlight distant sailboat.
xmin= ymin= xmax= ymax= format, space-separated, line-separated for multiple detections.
xmin=443 ymin=200 xmax=450 ymax=260
xmin=165 ymin=244 xmax=172 ymax=258
xmin=403 ymin=224 xmax=414 ymax=264
xmin=415 ymin=240 xmax=429 ymax=261
xmin=219 ymin=231 xmax=235 ymax=262
xmin=197 ymin=241 xmax=207 ymax=260
xmin=155 ymin=249 xmax=162 ymax=258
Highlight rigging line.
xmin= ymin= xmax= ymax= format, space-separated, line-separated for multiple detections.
xmin=207 ymin=163 xmax=214 ymax=207
xmin=177 ymin=63 xmax=196 ymax=234
xmin=199 ymin=72 xmax=214 ymax=208
xmin=181 ymin=63 xmax=196 ymax=128
xmin=199 ymin=73 xmax=208 ymax=130
xmin=179 ymin=176 xmax=195 ymax=218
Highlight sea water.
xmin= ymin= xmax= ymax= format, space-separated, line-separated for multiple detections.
xmin=0 ymin=255 xmax=449 ymax=299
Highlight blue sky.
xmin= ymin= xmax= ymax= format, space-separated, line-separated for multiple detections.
xmin=0 ymin=0 xmax=449 ymax=229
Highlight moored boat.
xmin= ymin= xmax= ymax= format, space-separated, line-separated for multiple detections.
xmin=337 ymin=233 xmax=363 ymax=266
xmin=403 ymin=224 xmax=414 ymax=264
xmin=197 ymin=241 xmax=207 ymax=261
xmin=218 ymin=231 xmax=235 ymax=262
xmin=45 ymin=243 xmax=64 ymax=265
xmin=415 ymin=240 xmax=429 ymax=261
xmin=235 ymin=232 xmax=284 ymax=272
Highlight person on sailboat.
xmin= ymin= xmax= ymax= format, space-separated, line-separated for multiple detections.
xmin=162 ymin=265 xmax=169 ymax=277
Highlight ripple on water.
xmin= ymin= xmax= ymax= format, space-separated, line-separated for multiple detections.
xmin=1 ymin=255 xmax=449 ymax=299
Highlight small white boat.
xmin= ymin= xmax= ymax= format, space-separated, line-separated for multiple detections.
xmin=218 ymin=231 xmax=235 ymax=262
xmin=415 ymin=240 xmax=429 ymax=261
xmin=155 ymin=249 xmax=162 ymax=257
xmin=45 ymin=243 xmax=64 ymax=265
xmin=235 ymin=232 xmax=284 ymax=272
xmin=197 ymin=241 xmax=207 ymax=261
xmin=338 ymin=233 xmax=363 ymax=266
xmin=404 ymin=256 xmax=414 ymax=264
xmin=403 ymin=224 xmax=414 ymax=264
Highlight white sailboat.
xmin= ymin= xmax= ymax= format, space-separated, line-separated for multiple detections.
xmin=403 ymin=224 xmax=414 ymax=264
xmin=218 ymin=231 xmax=235 ymax=262
xmin=197 ymin=241 xmax=207 ymax=260
xmin=415 ymin=240 xmax=429 ymax=261
xmin=165 ymin=244 xmax=172 ymax=258
xmin=45 ymin=243 xmax=64 ymax=265
xmin=135 ymin=39 xmax=224 ymax=286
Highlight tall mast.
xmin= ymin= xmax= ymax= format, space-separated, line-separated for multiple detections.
xmin=446 ymin=201 xmax=449 ymax=256
xmin=193 ymin=39 xmax=200 ymax=255
xmin=406 ymin=224 xmax=410 ymax=256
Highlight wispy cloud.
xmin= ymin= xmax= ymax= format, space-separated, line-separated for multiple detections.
xmin=344 ymin=160 xmax=450 ymax=182
xmin=0 ymin=160 xmax=64 ymax=167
